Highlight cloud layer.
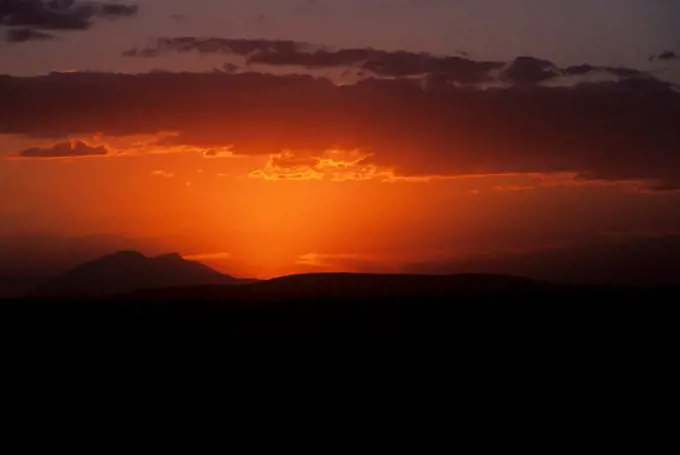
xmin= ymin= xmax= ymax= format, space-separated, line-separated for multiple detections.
xmin=124 ymin=36 xmax=655 ymax=87
xmin=2 ymin=49 xmax=679 ymax=188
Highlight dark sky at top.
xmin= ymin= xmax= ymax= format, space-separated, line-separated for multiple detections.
xmin=1 ymin=0 xmax=679 ymax=77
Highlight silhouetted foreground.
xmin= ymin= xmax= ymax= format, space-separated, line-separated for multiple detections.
xmin=1 ymin=273 xmax=678 ymax=351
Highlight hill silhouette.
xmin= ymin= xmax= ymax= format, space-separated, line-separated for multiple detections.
xmin=30 ymin=251 xmax=254 ymax=297
xmin=121 ymin=272 xmax=553 ymax=301
xmin=3 ymin=256 xmax=678 ymax=345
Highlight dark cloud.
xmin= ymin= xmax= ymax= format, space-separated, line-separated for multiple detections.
xmin=651 ymin=51 xmax=679 ymax=61
xmin=0 ymin=0 xmax=138 ymax=37
xmin=606 ymin=67 xmax=647 ymax=78
xmin=564 ymin=64 xmax=595 ymax=76
xmin=4 ymin=26 xmax=55 ymax=42
xmin=123 ymin=37 xmax=505 ymax=85
xmin=1 ymin=0 xmax=88 ymax=29
xmin=124 ymin=37 xmax=312 ymax=59
xmin=124 ymin=37 xmax=653 ymax=87
xmin=1 ymin=69 xmax=679 ymax=189
xmin=404 ymin=234 xmax=680 ymax=286
xmin=563 ymin=63 xmax=648 ymax=80
xmin=18 ymin=140 xmax=108 ymax=158
xmin=502 ymin=56 xmax=558 ymax=85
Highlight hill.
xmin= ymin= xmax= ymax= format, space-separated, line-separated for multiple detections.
xmin=4 ymin=270 xmax=678 ymax=345
xmin=121 ymin=272 xmax=553 ymax=301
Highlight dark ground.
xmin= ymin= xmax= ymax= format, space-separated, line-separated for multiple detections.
xmin=1 ymin=285 xmax=677 ymax=353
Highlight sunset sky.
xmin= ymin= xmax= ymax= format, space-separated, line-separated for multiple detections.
xmin=1 ymin=0 xmax=680 ymax=283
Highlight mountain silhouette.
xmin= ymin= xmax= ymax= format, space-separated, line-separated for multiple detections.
xmin=30 ymin=251 xmax=254 ymax=297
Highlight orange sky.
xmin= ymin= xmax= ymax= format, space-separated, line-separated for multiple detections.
xmin=3 ymin=131 xmax=678 ymax=279
xmin=1 ymin=22 xmax=679 ymax=283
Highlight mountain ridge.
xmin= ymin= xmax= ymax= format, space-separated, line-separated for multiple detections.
xmin=30 ymin=250 xmax=254 ymax=297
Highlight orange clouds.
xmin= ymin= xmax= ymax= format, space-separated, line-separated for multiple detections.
xmin=250 ymin=151 xmax=325 ymax=181
xmin=249 ymin=149 xmax=450 ymax=183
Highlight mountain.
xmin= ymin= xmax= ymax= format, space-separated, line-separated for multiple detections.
xmin=30 ymin=251 xmax=254 ymax=297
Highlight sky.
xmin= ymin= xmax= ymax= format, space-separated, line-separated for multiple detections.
xmin=1 ymin=0 xmax=680 ymax=283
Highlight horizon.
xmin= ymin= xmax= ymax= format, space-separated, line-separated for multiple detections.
xmin=2 ymin=1 xmax=680 ymax=288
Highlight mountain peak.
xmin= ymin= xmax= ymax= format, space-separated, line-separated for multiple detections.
xmin=30 ymin=250 xmax=246 ymax=297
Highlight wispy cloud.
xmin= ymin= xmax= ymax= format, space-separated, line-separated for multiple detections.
xmin=151 ymin=170 xmax=174 ymax=179
xmin=14 ymin=140 xmax=108 ymax=159
xmin=185 ymin=252 xmax=232 ymax=261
